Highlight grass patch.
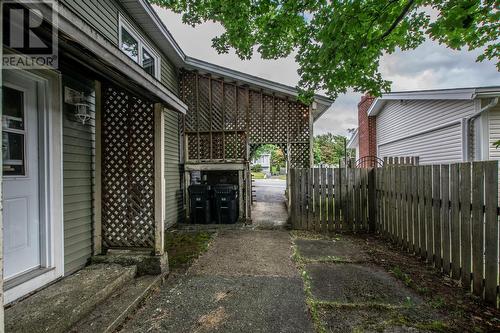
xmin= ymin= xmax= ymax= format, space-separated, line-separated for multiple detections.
xmin=390 ymin=266 xmax=413 ymax=287
xmin=251 ymin=172 xmax=266 ymax=179
xmin=165 ymin=231 xmax=214 ymax=269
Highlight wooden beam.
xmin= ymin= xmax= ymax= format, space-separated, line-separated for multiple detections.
xmin=184 ymin=163 xmax=246 ymax=171
xmin=154 ymin=104 xmax=165 ymax=256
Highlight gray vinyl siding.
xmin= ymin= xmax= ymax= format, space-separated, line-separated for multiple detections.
xmin=62 ymin=73 xmax=95 ymax=275
xmin=60 ymin=0 xmax=179 ymax=94
xmin=488 ymin=103 xmax=500 ymax=160
xmin=164 ymin=110 xmax=183 ymax=228
xmin=60 ymin=0 xmax=119 ymax=45
xmin=376 ymin=99 xmax=475 ymax=165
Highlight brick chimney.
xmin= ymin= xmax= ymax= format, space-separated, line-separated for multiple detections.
xmin=358 ymin=94 xmax=377 ymax=159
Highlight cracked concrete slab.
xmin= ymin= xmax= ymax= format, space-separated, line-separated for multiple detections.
xmin=306 ymin=263 xmax=422 ymax=305
xmin=317 ymin=306 xmax=441 ymax=333
xmin=295 ymin=238 xmax=369 ymax=262
xmin=190 ymin=230 xmax=297 ymax=277
xmin=119 ymin=275 xmax=313 ymax=333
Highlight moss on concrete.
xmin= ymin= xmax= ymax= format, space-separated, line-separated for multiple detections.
xmin=165 ymin=230 xmax=214 ymax=270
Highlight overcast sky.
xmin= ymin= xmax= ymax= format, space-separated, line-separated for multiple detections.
xmin=155 ymin=7 xmax=500 ymax=137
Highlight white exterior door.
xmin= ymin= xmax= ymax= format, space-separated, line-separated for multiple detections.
xmin=2 ymin=73 xmax=41 ymax=280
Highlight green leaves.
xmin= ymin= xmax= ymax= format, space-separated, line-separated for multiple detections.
xmin=151 ymin=0 xmax=499 ymax=102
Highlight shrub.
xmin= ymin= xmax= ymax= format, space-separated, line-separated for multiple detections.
xmin=251 ymin=164 xmax=263 ymax=172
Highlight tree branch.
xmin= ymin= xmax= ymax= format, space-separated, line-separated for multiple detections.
xmin=380 ymin=0 xmax=416 ymax=40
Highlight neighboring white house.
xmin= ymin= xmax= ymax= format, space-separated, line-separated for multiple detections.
xmin=252 ymin=153 xmax=271 ymax=174
xmin=348 ymin=87 xmax=500 ymax=165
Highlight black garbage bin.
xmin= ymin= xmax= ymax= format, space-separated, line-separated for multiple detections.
xmin=188 ymin=184 xmax=212 ymax=224
xmin=213 ymin=184 xmax=239 ymax=224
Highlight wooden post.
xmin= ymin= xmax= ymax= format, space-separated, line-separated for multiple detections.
xmin=484 ymin=161 xmax=498 ymax=305
xmin=154 ymin=104 xmax=166 ymax=256
xmin=450 ymin=164 xmax=461 ymax=279
xmin=471 ymin=162 xmax=484 ymax=296
xmin=460 ymin=162 xmax=472 ymax=290
xmin=433 ymin=165 xmax=442 ymax=269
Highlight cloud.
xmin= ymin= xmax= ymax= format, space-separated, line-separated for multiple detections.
xmin=155 ymin=7 xmax=500 ymax=137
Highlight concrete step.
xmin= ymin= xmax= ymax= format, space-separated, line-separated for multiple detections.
xmin=5 ymin=264 xmax=137 ymax=333
xmin=70 ymin=274 xmax=164 ymax=333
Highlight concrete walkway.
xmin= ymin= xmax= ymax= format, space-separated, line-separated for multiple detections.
xmin=119 ymin=230 xmax=313 ymax=333
xmin=292 ymin=234 xmax=443 ymax=332
xmin=252 ymin=179 xmax=289 ymax=229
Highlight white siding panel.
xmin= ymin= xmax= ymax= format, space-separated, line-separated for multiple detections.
xmin=488 ymin=103 xmax=500 ymax=160
xmin=377 ymin=99 xmax=475 ymax=146
xmin=378 ymin=123 xmax=463 ymax=165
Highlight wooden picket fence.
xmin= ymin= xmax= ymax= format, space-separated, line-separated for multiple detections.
xmin=289 ymin=161 xmax=500 ymax=307
xmin=375 ymin=161 xmax=499 ymax=305
xmin=289 ymin=168 xmax=376 ymax=232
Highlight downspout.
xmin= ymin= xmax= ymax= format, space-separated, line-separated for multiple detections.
xmin=464 ymin=97 xmax=499 ymax=161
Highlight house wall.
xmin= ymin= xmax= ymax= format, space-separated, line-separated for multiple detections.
xmin=61 ymin=66 xmax=96 ymax=274
xmin=164 ymin=109 xmax=184 ymax=228
xmin=59 ymin=0 xmax=179 ymax=94
xmin=488 ymin=103 xmax=500 ymax=160
xmin=376 ymin=99 xmax=475 ymax=164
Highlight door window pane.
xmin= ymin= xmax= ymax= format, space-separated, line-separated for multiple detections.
xmin=2 ymin=132 xmax=25 ymax=176
xmin=2 ymin=87 xmax=24 ymax=130
xmin=120 ymin=27 xmax=139 ymax=62
xmin=142 ymin=48 xmax=155 ymax=76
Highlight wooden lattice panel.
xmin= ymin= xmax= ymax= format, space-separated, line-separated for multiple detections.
xmin=181 ymin=72 xmax=197 ymax=132
xmin=212 ymin=132 xmax=224 ymax=160
xmin=198 ymin=76 xmax=211 ymax=131
xmin=102 ymin=85 xmax=155 ymax=249
xmin=199 ymin=133 xmax=210 ymax=160
xmin=290 ymin=142 xmax=310 ymax=168
xmin=211 ymin=80 xmax=223 ymax=131
xmin=236 ymin=87 xmax=247 ymax=131
xmin=249 ymin=90 xmax=261 ymax=142
xmin=224 ymin=83 xmax=237 ymax=130
xmin=187 ymin=133 xmax=198 ymax=160
xmin=262 ymin=94 xmax=274 ymax=142
xmin=275 ymin=98 xmax=288 ymax=142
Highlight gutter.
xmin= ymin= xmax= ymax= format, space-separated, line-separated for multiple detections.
xmin=463 ymin=97 xmax=499 ymax=161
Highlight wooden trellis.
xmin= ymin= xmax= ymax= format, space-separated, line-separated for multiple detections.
xmin=102 ymin=84 xmax=155 ymax=248
xmin=180 ymin=70 xmax=312 ymax=168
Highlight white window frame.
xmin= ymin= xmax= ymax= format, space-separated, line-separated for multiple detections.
xmin=118 ymin=14 xmax=161 ymax=80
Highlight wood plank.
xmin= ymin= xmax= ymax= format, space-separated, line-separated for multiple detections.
xmin=441 ymin=165 xmax=450 ymax=274
xmin=425 ymin=165 xmax=433 ymax=262
xmin=433 ymin=165 xmax=442 ymax=269
xmin=401 ymin=166 xmax=408 ymax=249
xmin=360 ymin=168 xmax=367 ymax=231
xmin=418 ymin=166 xmax=426 ymax=258
xmin=471 ymin=162 xmax=484 ymax=296
xmin=460 ymin=162 xmax=472 ymax=290
xmin=385 ymin=167 xmax=390 ymax=237
xmin=321 ymin=167 xmax=328 ymax=234
xmin=334 ymin=168 xmax=341 ymax=231
xmin=411 ymin=166 xmax=418 ymax=253
xmin=355 ymin=168 xmax=361 ymax=232
xmin=290 ymin=168 xmax=296 ymax=228
xmin=301 ymin=169 xmax=307 ymax=230
xmin=450 ymin=164 xmax=461 ymax=279
xmin=368 ymin=168 xmax=376 ymax=232
xmin=341 ymin=168 xmax=348 ymax=230
xmin=395 ymin=166 xmax=401 ymax=244
xmin=327 ymin=168 xmax=334 ymax=232
xmin=314 ymin=168 xmax=320 ymax=232
xmin=483 ymin=161 xmax=498 ymax=305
